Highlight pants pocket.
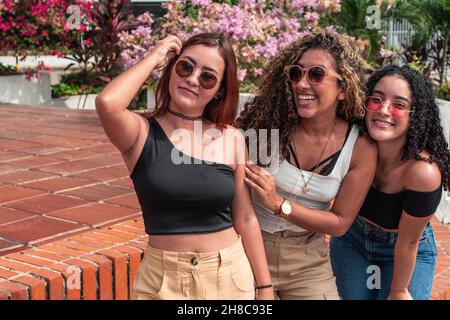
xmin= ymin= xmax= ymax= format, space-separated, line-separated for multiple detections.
xmin=306 ymin=235 xmax=329 ymax=259
xmin=218 ymin=251 xmax=255 ymax=300
xmin=133 ymin=252 xmax=166 ymax=300
xmin=417 ymin=225 xmax=438 ymax=257
xmin=418 ymin=234 xmax=428 ymax=245
xmin=230 ymin=255 xmax=255 ymax=293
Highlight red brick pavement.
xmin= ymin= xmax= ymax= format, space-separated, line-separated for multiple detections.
xmin=0 ymin=104 xmax=141 ymax=256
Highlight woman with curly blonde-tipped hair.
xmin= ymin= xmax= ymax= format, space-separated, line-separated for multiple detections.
xmin=235 ymin=31 xmax=377 ymax=300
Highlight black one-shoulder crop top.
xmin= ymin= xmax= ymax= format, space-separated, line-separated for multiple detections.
xmin=130 ymin=118 xmax=235 ymax=235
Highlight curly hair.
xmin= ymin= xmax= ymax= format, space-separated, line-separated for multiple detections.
xmin=234 ymin=31 xmax=367 ymax=162
xmin=365 ymin=65 xmax=450 ymax=190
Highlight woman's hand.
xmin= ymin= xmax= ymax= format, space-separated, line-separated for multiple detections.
xmin=387 ymin=289 xmax=413 ymax=300
xmin=148 ymin=35 xmax=183 ymax=69
xmin=244 ymin=162 xmax=283 ymax=213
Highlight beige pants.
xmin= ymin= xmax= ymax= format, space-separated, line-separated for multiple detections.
xmin=132 ymin=236 xmax=256 ymax=300
xmin=263 ymin=230 xmax=340 ymax=300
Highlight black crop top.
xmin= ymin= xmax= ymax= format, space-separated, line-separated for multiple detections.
xmin=130 ymin=117 xmax=235 ymax=235
xmin=359 ymin=185 xmax=442 ymax=229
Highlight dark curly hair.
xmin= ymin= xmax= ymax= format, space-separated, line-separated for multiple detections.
xmin=366 ymin=65 xmax=450 ymax=190
xmin=234 ymin=31 xmax=366 ymax=162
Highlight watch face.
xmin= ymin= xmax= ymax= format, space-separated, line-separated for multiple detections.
xmin=281 ymin=201 xmax=292 ymax=215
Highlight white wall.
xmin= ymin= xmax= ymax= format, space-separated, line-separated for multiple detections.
xmin=436 ymin=99 xmax=450 ymax=223
xmin=0 ymin=74 xmax=51 ymax=105
xmin=437 ymin=99 xmax=450 ymax=146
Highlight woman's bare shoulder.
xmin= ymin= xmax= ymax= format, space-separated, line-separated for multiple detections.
xmin=352 ymin=130 xmax=378 ymax=164
xmin=404 ymin=156 xmax=441 ymax=192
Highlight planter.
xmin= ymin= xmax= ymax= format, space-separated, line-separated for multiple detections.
xmin=48 ymin=94 xmax=98 ymax=109
xmin=0 ymin=73 xmax=51 ymax=105
xmin=146 ymin=87 xmax=255 ymax=117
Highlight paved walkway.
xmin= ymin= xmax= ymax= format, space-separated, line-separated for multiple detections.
xmin=0 ymin=104 xmax=141 ymax=255
xmin=0 ymin=104 xmax=449 ymax=299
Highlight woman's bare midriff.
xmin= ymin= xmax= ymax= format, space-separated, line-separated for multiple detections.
xmin=359 ymin=216 xmax=398 ymax=233
xmin=148 ymin=227 xmax=239 ymax=252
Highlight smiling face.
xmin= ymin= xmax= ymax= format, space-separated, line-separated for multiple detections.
xmin=291 ymin=48 xmax=345 ymax=119
xmin=365 ymin=75 xmax=412 ymax=143
xmin=168 ymin=44 xmax=225 ymax=114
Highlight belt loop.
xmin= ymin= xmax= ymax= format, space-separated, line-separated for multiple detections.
xmin=363 ymin=221 xmax=370 ymax=235
xmin=218 ymin=241 xmax=233 ymax=269
xmin=162 ymin=250 xmax=178 ymax=272
xmin=356 ymin=216 xmax=364 ymax=229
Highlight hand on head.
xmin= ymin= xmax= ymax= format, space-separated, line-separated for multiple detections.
xmin=150 ymin=35 xmax=183 ymax=69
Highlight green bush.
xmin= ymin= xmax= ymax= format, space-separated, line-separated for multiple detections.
xmin=51 ymin=82 xmax=102 ymax=98
xmin=437 ymin=82 xmax=450 ymax=101
xmin=60 ymin=70 xmax=104 ymax=87
xmin=0 ymin=62 xmax=17 ymax=75
xmin=129 ymin=89 xmax=147 ymax=111
xmin=52 ymin=69 xmax=147 ymax=109
xmin=51 ymin=70 xmax=104 ymax=98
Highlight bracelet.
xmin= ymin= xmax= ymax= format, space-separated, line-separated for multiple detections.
xmin=255 ymin=284 xmax=273 ymax=290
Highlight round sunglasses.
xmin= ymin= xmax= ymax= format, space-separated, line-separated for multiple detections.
xmin=364 ymin=96 xmax=413 ymax=118
xmin=174 ymin=59 xmax=218 ymax=90
xmin=284 ymin=65 xmax=343 ymax=84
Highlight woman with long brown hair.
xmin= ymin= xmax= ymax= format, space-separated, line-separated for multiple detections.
xmin=96 ymin=33 xmax=273 ymax=300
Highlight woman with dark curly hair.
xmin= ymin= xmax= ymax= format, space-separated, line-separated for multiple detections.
xmin=330 ymin=65 xmax=450 ymax=300
xmin=235 ymin=31 xmax=377 ymax=299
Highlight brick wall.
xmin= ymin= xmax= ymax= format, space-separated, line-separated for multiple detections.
xmin=0 ymin=218 xmax=148 ymax=300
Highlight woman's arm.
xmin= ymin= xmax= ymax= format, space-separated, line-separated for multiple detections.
xmin=231 ymin=130 xmax=274 ymax=300
xmin=388 ymin=161 xmax=441 ymax=300
xmin=245 ymin=134 xmax=377 ymax=236
xmin=95 ymin=36 xmax=182 ymax=156
xmin=388 ymin=213 xmax=431 ymax=300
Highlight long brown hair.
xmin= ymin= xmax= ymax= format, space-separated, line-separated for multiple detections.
xmin=235 ymin=31 xmax=367 ymax=161
xmin=148 ymin=33 xmax=239 ymax=126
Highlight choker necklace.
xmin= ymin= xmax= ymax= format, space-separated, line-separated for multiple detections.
xmin=168 ymin=108 xmax=203 ymax=121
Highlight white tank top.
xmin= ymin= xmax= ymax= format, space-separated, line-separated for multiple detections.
xmin=253 ymin=124 xmax=360 ymax=233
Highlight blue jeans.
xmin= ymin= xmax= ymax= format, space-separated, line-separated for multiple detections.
xmin=330 ymin=216 xmax=437 ymax=300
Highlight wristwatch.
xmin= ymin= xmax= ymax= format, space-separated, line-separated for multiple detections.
xmin=275 ymin=198 xmax=292 ymax=218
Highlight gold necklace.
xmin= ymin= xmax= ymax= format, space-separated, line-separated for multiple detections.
xmin=291 ymin=121 xmax=336 ymax=193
